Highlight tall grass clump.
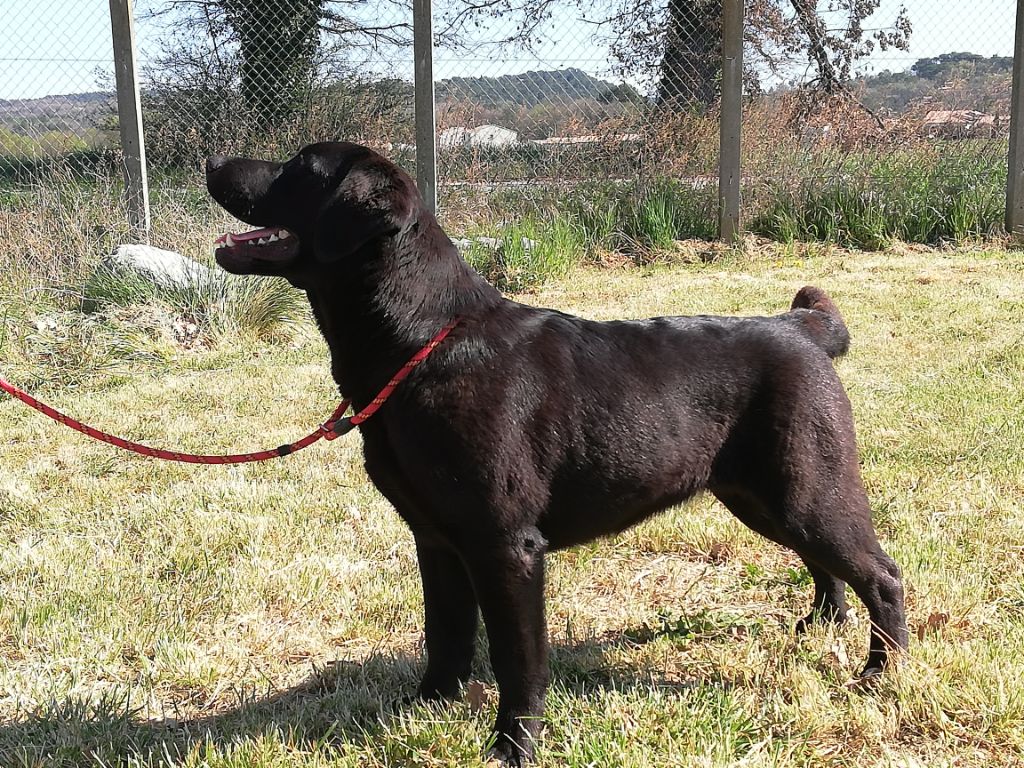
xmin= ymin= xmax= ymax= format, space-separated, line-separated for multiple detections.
xmin=463 ymin=215 xmax=586 ymax=293
xmin=620 ymin=180 xmax=718 ymax=253
xmin=0 ymin=165 xmax=130 ymax=295
xmin=459 ymin=179 xmax=719 ymax=292
xmin=82 ymin=262 xmax=306 ymax=341
xmin=751 ymin=141 xmax=1006 ymax=248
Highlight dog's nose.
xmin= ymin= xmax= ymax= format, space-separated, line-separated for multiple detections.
xmin=206 ymin=155 xmax=228 ymax=175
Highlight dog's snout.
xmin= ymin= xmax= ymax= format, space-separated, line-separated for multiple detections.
xmin=206 ymin=154 xmax=228 ymax=176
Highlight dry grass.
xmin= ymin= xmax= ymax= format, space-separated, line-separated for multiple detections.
xmin=0 ymin=242 xmax=1022 ymax=766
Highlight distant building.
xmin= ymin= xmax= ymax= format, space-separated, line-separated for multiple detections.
xmin=532 ymin=133 xmax=641 ymax=146
xmin=438 ymin=126 xmax=473 ymax=149
xmin=922 ymin=110 xmax=1006 ymax=138
xmin=470 ymin=124 xmax=518 ymax=147
xmin=438 ymin=125 xmax=519 ymax=149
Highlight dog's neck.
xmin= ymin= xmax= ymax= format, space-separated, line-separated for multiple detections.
xmin=305 ymin=215 xmax=501 ymax=403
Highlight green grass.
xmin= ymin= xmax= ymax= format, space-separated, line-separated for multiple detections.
xmin=462 ymin=215 xmax=585 ymax=293
xmin=82 ymin=261 xmax=307 ymax=341
xmin=750 ymin=143 xmax=1007 ymax=248
xmin=455 ymin=179 xmax=719 ymax=289
xmin=1 ymin=244 xmax=1022 ymax=766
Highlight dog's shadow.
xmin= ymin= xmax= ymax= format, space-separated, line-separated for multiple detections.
xmin=0 ymin=621 xmax=744 ymax=765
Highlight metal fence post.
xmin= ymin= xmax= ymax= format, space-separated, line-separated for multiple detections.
xmin=414 ymin=0 xmax=438 ymax=214
xmin=1007 ymin=0 xmax=1024 ymax=235
xmin=719 ymin=0 xmax=743 ymax=242
xmin=109 ymin=0 xmax=150 ymax=241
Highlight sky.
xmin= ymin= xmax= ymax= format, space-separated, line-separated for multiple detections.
xmin=0 ymin=0 xmax=1017 ymax=101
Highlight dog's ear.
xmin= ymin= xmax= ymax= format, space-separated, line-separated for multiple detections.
xmin=313 ymin=160 xmax=414 ymax=263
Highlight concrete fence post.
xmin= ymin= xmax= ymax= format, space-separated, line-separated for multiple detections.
xmin=414 ymin=0 xmax=438 ymax=214
xmin=109 ymin=0 xmax=150 ymax=241
xmin=719 ymin=0 xmax=743 ymax=242
xmin=1006 ymin=0 xmax=1024 ymax=234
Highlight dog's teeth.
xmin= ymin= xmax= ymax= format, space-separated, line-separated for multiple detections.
xmin=267 ymin=234 xmax=279 ymax=243
xmin=278 ymin=230 xmax=291 ymax=239
xmin=257 ymin=237 xmax=269 ymax=245
xmin=224 ymin=233 xmax=235 ymax=247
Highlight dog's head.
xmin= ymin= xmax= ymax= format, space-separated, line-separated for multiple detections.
xmin=206 ymin=142 xmax=417 ymax=286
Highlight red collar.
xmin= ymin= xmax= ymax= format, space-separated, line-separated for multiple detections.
xmin=325 ymin=316 xmax=461 ymax=439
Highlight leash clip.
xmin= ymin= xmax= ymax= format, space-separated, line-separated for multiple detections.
xmin=321 ymin=416 xmax=355 ymax=440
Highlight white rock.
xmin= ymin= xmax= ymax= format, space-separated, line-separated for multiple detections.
xmin=106 ymin=244 xmax=215 ymax=290
xmin=452 ymin=236 xmax=536 ymax=254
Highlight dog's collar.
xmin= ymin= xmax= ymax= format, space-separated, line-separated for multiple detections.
xmin=324 ymin=316 xmax=462 ymax=438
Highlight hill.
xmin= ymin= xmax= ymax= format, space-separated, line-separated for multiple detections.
xmin=853 ymin=52 xmax=1012 ymax=115
xmin=0 ymin=92 xmax=114 ymax=137
xmin=437 ymin=68 xmax=642 ymax=108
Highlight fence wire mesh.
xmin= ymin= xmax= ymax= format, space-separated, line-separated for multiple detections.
xmin=131 ymin=0 xmax=415 ymax=173
xmin=0 ymin=0 xmax=1018 ymax=246
xmin=742 ymin=0 xmax=1016 ymax=245
xmin=1 ymin=0 xmax=115 ymax=177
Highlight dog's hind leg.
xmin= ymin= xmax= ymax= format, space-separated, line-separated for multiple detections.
xmin=792 ymin=528 xmax=907 ymax=677
xmin=795 ymin=564 xmax=849 ymax=633
xmin=712 ymin=485 xmax=906 ymax=676
xmin=711 ymin=488 xmax=846 ymax=630
xmin=415 ymin=539 xmax=479 ymax=700
xmin=773 ymin=484 xmax=907 ymax=677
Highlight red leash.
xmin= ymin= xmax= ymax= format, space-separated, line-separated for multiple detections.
xmin=0 ymin=318 xmax=459 ymax=464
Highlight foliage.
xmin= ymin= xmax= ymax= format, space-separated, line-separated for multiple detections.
xmin=855 ymin=53 xmax=1014 ymax=115
xmin=223 ymin=0 xmax=324 ymax=124
xmin=438 ymin=68 xmax=643 ymax=110
xmin=911 ymin=52 xmax=1014 ymax=81
xmin=749 ymin=140 xmax=1007 ymax=248
xmin=462 ymin=216 xmax=583 ymax=292
xmin=82 ymin=262 xmax=307 ymax=341
xmin=438 ymin=0 xmax=912 ymax=104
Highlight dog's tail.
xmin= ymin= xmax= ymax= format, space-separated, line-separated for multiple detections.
xmin=788 ymin=286 xmax=851 ymax=359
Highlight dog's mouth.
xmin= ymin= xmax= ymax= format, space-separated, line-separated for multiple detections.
xmin=214 ymin=226 xmax=299 ymax=272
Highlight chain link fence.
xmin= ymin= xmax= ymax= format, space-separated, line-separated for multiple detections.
xmin=131 ymin=0 xmax=416 ymax=174
xmin=743 ymin=0 xmax=1016 ymax=245
xmin=0 ymin=0 xmax=1018 ymax=245
xmin=0 ymin=0 xmax=116 ymax=177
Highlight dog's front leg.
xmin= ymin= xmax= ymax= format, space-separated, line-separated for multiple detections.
xmin=463 ymin=526 xmax=549 ymax=766
xmin=414 ymin=537 xmax=479 ymax=700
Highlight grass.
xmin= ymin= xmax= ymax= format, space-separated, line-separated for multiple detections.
xmin=749 ymin=142 xmax=1008 ymax=249
xmin=0 ymin=170 xmax=307 ymax=389
xmin=455 ymin=179 xmax=720 ymax=288
xmin=461 ymin=215 xmax=584 ymax=293
xmin=1 ymin=241 xmax=1022 ymax=766
xmin=451 ymin=140 xmax=1008 ymax=278
xmin=82 ymin=261 xmax=308 ymax=341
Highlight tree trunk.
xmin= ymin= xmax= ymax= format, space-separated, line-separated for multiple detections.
xmin=658 ymin=0 xmax=723 ymax=110
xmin=223 ymin=0 xmax=325 ymax=124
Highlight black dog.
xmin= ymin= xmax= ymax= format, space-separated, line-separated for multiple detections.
xmin=206 ymin=142 xmax=907 ymax=765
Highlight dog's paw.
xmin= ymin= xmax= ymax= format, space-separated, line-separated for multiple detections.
xmin=484 ymin=741 xmax=529 ymax=767
xmin=794 ymin=614 xmax=812 ymax=635
xmin=484 ymin=728 xmax=537 ymax=767
xmin=415 ymin=675 xmax=465 ymax=702
xmin=843 ymin=664 xmax=884 ymax=690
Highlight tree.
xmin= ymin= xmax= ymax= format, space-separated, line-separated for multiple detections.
xmin=222 ymin=0 xmax=324 ymax=124
xmin=911 ymin=52 xmax=1013 ymax=82
xmin=146 ymin=0 xmax=414 ymax=122
xmin=657 ymin=0 xmax=721 ymax=106
xmin=437 ymin=0 xmax=912 ymax=109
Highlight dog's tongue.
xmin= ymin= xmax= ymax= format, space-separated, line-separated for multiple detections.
xmin=215 ymin=226 xmax=284 ymax=245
